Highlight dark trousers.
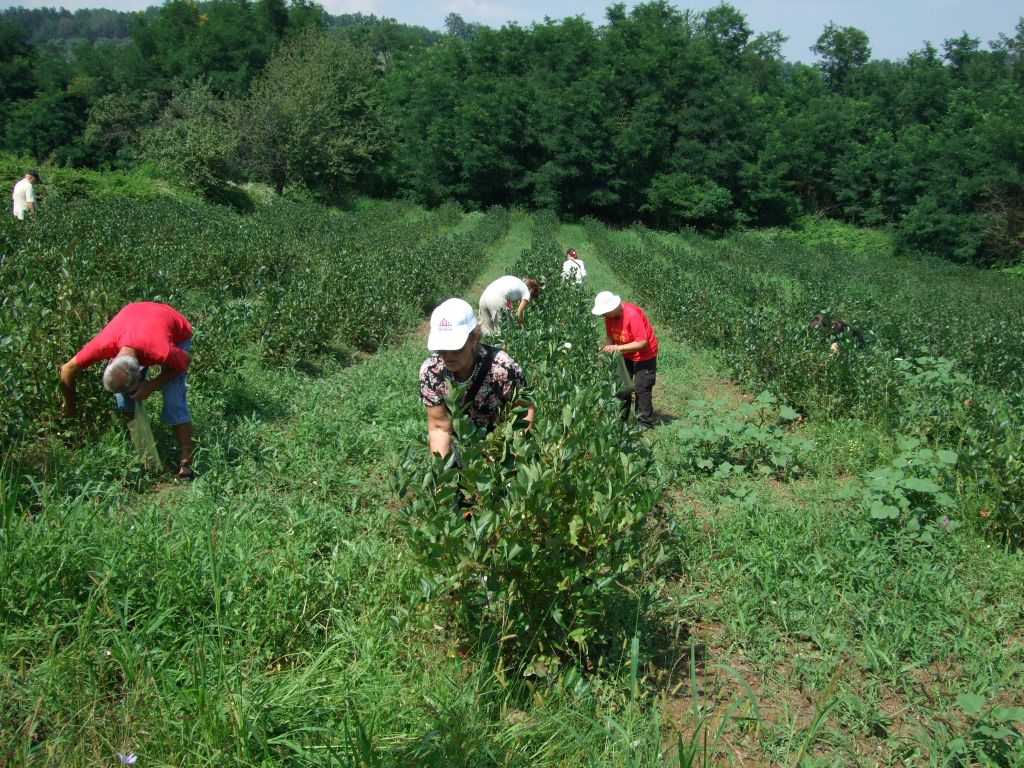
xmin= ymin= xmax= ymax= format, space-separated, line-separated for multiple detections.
xmin=619 ymin=357 xmax=657 ymax=428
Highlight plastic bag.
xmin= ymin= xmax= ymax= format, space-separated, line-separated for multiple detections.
xmin=130 ymin=400 xmax=162 ymax=473
xmin=614 ymin=351 xmax=635 ymax=399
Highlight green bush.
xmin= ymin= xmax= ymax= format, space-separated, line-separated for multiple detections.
xmin=895 ymin=194 xmax=983 ymax=264
xmin=0 ymin=196 xmax=509 ymax=459
xmin=893 ymin=356 xmax=974 ymax=445
xmin=665 ymin=391 xmax=813 ymax=480
xmin=779 ymin=214 xmax=894 ymax=262
xmin=393 ymin=263 xmax=666 ymax=677
xmin=842 ymin=437 xmax=959 ymax=544
xmin=140 ymin=80 xmax=238 ymax=200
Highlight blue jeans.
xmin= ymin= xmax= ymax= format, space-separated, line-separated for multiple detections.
xmin=115 ymin=338 xmax=191 ymax=425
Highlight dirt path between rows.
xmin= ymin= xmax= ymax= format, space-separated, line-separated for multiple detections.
xmin=569 ymin=226 xmax=884 ymax=767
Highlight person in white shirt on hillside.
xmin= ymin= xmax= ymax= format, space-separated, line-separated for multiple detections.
xmin=561 ymin=247 xmax=586 ymax=284
xmin=12 ymin=171 xmax=40 ymax=220
xmin=478 ymin=275 xmax=539 ymax=335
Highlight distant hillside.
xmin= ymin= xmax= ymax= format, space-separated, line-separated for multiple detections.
xmin=0 ymin=6 xmax=144 ymax=48
xmin=0 ymin=5 xmax=441 ymax=51
xmin=325 ymin=11 xmax=442 ymax=46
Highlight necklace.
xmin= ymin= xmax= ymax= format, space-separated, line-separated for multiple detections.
xmin=451 ymin=358 xmax=482 ymax=386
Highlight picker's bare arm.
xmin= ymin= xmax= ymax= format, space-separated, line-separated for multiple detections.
xmin=516 ymin=298 xmax=529 ymax=323
xmin=426 ymin=404 xmax=453 ymax=457
xmin=59 ymin=359 xmax=81 ymax=417
xmin=131 ymin=353 xmax=190 ymax=401
xmin=512 ymin=400 xmax=535 ymax=433
xmin=602 ymin=339 xmax=647 ymax=354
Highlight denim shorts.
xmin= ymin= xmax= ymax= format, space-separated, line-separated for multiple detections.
xmin=115 ymin=338 xmax=191 ymax=426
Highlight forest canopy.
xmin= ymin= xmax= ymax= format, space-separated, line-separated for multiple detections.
xmin=2 ymin=1 xmax=1022 ymax=266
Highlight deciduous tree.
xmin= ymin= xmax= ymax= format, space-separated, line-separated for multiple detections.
xmin=812 ymin=23 xmax=870 ymax=93
xmin=140 ymin=79 xmax=237 ymax=197
xmin=237 ymin=31 xmax=387 ymax=196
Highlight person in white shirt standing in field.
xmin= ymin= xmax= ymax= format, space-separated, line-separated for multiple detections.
xmin=478 ymin=275 xmax=539 ymax=335
xmin=12 ymin=170 xmax=40 ymax=220
xmin=561 ymin=247 xmax=586 ymax=284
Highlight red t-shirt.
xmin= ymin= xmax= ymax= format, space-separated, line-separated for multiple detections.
xmin=604 ymin=302 xmax=658 ymax=362
xmin=75 ymin=302 xmax=192 ymax=372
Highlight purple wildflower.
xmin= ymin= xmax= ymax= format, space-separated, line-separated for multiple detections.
xmin=941 ymin=515 xmax=950 ymax=531
xmin=117 ymin=754 xmax=137 ymax=765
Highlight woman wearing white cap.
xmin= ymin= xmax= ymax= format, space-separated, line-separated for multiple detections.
xmin=478 ymin=276 xmax=539 ymax=335
xmin=592 ymin=291 xmax=659 ymax=429
xmin=419 ymin=297 xmax=535 ymax=459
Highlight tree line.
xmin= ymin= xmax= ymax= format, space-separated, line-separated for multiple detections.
xmin=2 ymin=0 xmax=1022 ymax=265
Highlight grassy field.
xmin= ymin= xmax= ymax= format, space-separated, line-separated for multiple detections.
xmin=588 ymin=224 xmax=1024 ymax=766
xmin=1 ymin=195 xmax=1022 ymax=766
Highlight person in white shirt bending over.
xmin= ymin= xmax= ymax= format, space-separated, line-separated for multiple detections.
xmin=478 ymin=276 xmax=539 ymax=335
xmin=561 ymin=247 xmax=586 ymax=284
xmin=12 ymin=171 xmax=40 ymax=220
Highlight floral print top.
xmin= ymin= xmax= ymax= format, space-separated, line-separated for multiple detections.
xmin=419 ymin=345 xmax=527 ymax=431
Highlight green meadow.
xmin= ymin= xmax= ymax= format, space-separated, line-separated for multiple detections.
xmin=1 ymin=191 xmax=1022 ymax=766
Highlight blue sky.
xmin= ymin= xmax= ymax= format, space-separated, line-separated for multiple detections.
xmin=3 ymin=0 xmax=1021 ymax=62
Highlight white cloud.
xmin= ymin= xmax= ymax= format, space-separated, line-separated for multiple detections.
xmin=439 ymin=0 xmax=514 ymax=26
xmin=319 ymin=0 xmax=384 ymax=16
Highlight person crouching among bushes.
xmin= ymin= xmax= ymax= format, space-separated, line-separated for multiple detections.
xmin=807 ymin=312 xmax=865 ymax=353
xmin=59 ymin=301 xmax=196 ymax=480
xmin=420 ymin=298 xmax=535 ymax=461
xmin=478 ymin=275 xmax=539 ymax=336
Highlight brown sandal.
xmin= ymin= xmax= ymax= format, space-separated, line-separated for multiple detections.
xmin=175 ymin=462 xmax=196 ymax=482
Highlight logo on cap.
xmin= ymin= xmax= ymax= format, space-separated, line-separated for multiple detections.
xmin=438 ymin=319 xmax=452 ymax=330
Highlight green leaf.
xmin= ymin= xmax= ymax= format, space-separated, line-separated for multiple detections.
xmin=976 ymin=725 xmax=1013 ymax=739
xmin=869 ymin=501 xmax=900 ymax=519
xmin=779 ymin=405 xmax=798 ymax=420
xmin=899 ymin=477 xmax=940 ymax=493
xmin=567 ymin=628 xmax=589 ymax=646
xmin=945 ymin=738 xmax=967 ymax=754
xmin=991 ymin=707 xmax=1024 ymax=724
xmin=569 ymin=515 xmax=584 ymax=546
xmin=956 ymin=692 xmax=986 ymax=716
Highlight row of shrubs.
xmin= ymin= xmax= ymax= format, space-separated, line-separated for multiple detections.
xmin=585 ymin=219 xmax=1024 ymax=543
xmin=1 ymin=196 xmax=510 ymax=454
xmin=393 ymin=214 xmax=668 ymax=677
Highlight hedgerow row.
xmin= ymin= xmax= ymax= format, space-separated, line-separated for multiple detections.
xmin=0 ymin=199 xmax=510 ymax=453
xmin=393 ymin=220 xmax=667 ymax=676
xmin=585 ymin=219 xmax=1024 ymax=542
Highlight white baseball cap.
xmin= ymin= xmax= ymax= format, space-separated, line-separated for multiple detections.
xmin=427 ymin=298 xmax=478 ymax=351
xmin=591 ymin=291 xmax=622 ymax=316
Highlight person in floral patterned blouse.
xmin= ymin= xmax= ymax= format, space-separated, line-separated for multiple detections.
xmin=419 ymin=298 xmax=535 ymax=458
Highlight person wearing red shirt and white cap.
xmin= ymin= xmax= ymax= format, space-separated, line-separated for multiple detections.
xmin=592 ymin=291 xmax=659 ymax=429
xmin=59 ymin=302 xmax=196 ymax=480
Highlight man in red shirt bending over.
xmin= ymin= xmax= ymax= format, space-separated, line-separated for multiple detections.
xmin=592 ymin=291 xmax=659 ymax=430
xmin=59 ymin=302 xmax=195 ymax=480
